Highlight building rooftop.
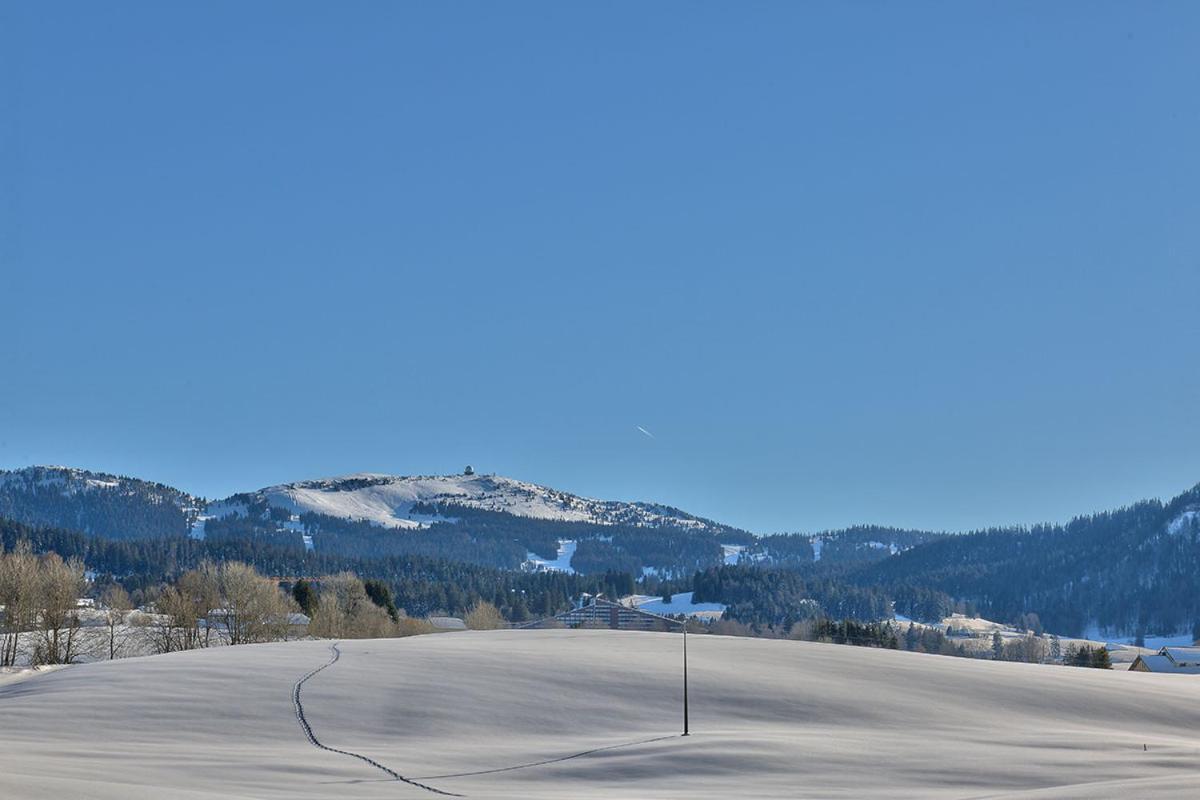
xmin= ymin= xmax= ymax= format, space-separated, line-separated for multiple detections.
xmin=1130 ymin=654 xmax=1200 ymax=674
xmin=1161 ymin=646 xmax=1200 ymax=663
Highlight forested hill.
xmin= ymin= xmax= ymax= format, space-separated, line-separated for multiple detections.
xmin=744 ymin=527 xmax=949 ymax=567
xmin=0 ymin=465 xmax=758 ymax=577
xmin=0 ymin=466 xmax=201 ymax=540
xmin=0 ymin=516 xmax=635 ymax=621
xmin=850 ymin=483 xmax=1200 ymax=638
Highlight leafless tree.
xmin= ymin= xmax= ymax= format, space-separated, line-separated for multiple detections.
xmin=30 ymin=552 xmax=87 ymax=665
xmin=219 ymin=562 xmax=294 ymax=645
xmin=154 ymin=562 xmax=220 ymax=652
xmin=0 ymin=542 xmax=38 ymax=667
xmin=465 ymin=601 xmax=505 ymax=630
xmin=1002 ymin=633 xmax=1047 ymax=663
xmin=100 ymin=584 xmax=133 ymax=660
xmin=309 ymin=572 xmax=394 ymax=639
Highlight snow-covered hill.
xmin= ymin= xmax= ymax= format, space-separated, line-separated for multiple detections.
xmin=219 ymin=471 xmax=739 ymax=533
xmin=6 ymin=632 xmax=1200 ymax=799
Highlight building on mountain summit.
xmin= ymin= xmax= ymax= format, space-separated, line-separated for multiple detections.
xmin=1129 ymin=646 xmax=1200 ymax=674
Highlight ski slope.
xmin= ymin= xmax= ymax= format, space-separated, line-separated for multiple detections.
xmin=625 ymin=592 xmax=727 ymax=619
xmin=4 ymin=630 xmax=1200 ymax=798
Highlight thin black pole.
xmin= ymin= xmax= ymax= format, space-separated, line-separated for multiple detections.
xmin=682 ymin=622 xmax=689 ymax=736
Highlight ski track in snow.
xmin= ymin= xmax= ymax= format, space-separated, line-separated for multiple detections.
xmin=292 ymin=642 xmax=459 ymax=796
xmin=293 ymin=641 xmax=681 ymax=791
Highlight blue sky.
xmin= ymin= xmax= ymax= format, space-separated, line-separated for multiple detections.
xmin=3 ymin=4 xmax=1198 ymax=533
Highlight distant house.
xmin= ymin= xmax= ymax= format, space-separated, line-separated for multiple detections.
xmin=524 ymin=596 xmax=675 ymax=632
xmin=1129 ymin=646 xmax=1200 ymax=674
xmin=430 ymin=616 xmax=467 ymax=631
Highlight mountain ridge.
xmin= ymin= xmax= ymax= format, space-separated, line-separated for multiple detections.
xmin=0 ymin=464 xmax=748 ymax=539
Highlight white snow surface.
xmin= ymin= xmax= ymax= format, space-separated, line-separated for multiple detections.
xmin=1167 ymin=509 xmax=1199 ymax=536
xmin=5 ymin=631 xmax=1200 ymax=798
xmin=241 ymin=472 xmax=730 ymax=531
xmin=188 ymin=516 xmax=209 ymax=540
xmin=523 ymin=539 xmax=576 ymax=573
xmin=1083 ymin=623 xmax=1195 ymax=650
xmin=626 ymin=592 xmax=727 ymax=619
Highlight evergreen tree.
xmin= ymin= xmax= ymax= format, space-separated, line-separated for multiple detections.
xmin=292 ymin=579 xmax=316 ymax=616
xmin=363 ymin=578 xmax=399 ymax=622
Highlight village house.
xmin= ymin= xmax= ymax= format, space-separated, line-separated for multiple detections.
xmin=1129 ymin=646 xmax=1200 ymax=674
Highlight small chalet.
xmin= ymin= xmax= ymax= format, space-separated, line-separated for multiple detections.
xmin=1129 ymin=646 xmax=1200 ymax=674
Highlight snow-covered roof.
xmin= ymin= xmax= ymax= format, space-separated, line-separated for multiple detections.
xmin=430 ymin=616 xmax=467 ymax=630
xmin=1132 ymin=654 xmax=1200 ymax=674
xmin=1161 ymin=646 xmax=1200 ymax=665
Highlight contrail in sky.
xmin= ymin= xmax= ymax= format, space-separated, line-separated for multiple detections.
xmin=636 ymin=426 xmax=655 ymax=439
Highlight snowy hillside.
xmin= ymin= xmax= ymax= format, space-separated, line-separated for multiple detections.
xmin=7 ymin=632 xmax=1200 ymax=799
xmin=220 ymin=471 xmax=740 ymax=533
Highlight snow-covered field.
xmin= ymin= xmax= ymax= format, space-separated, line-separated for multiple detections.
xmin=4 ymin=630 xmax=1200 ymax=799
xmin=904 ymin=613 xmax=1152 ymax=667
xmin=625 ymin=592 xmax=727 ymax=620
xmin=1083 ymin=623 xmax=1195 ymax=651
xmin=523 ymin=539 xmax=577 ymax=573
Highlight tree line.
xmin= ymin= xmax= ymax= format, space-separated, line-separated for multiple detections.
xmin=1 ymin=539 xmax=501 ymax=665
xmin=0 ymin=517 xmax=634 ymax=626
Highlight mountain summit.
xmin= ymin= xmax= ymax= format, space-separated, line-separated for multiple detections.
xmin=226 ymin=471 xmax=737 ymax=533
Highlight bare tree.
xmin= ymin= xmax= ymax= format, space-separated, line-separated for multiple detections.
xmin=465 ymin=601 xmax=505 ymax=630
xmin=1001 ymin=633 xmax=1047 ymax=664
xmin=309 ymin=573 xmax=394 ymax=639
xmin=219 ymin=562 xmax=293 ymax=645
xmin=31 ymin=552 xmax=87 ymax=665
xmin=0 ymin=542 xmax=39 ymax=667
xmin=100 ymin=584 xmax=133 ymax=660
xmin=136 ymin=593 xmax=183 ymax=655
xmin=396 ymin=616 xmax=436 ymax=636
xmin=155 ymin=562 xmax=220 ymax=652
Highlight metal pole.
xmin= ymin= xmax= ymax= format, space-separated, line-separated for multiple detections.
xmin=682 ymin=622 xmax=690 ymax=736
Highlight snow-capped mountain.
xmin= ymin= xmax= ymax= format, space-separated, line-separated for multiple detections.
xmin=218 ymin=471 xmax=740 ymax=534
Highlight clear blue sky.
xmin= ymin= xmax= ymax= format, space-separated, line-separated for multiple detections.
xmin=3 ymin=4 xmax=1198 ymax=534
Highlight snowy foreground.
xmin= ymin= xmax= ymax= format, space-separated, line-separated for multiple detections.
xmin=3 ymin=631 xmax=1200 ymax=799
